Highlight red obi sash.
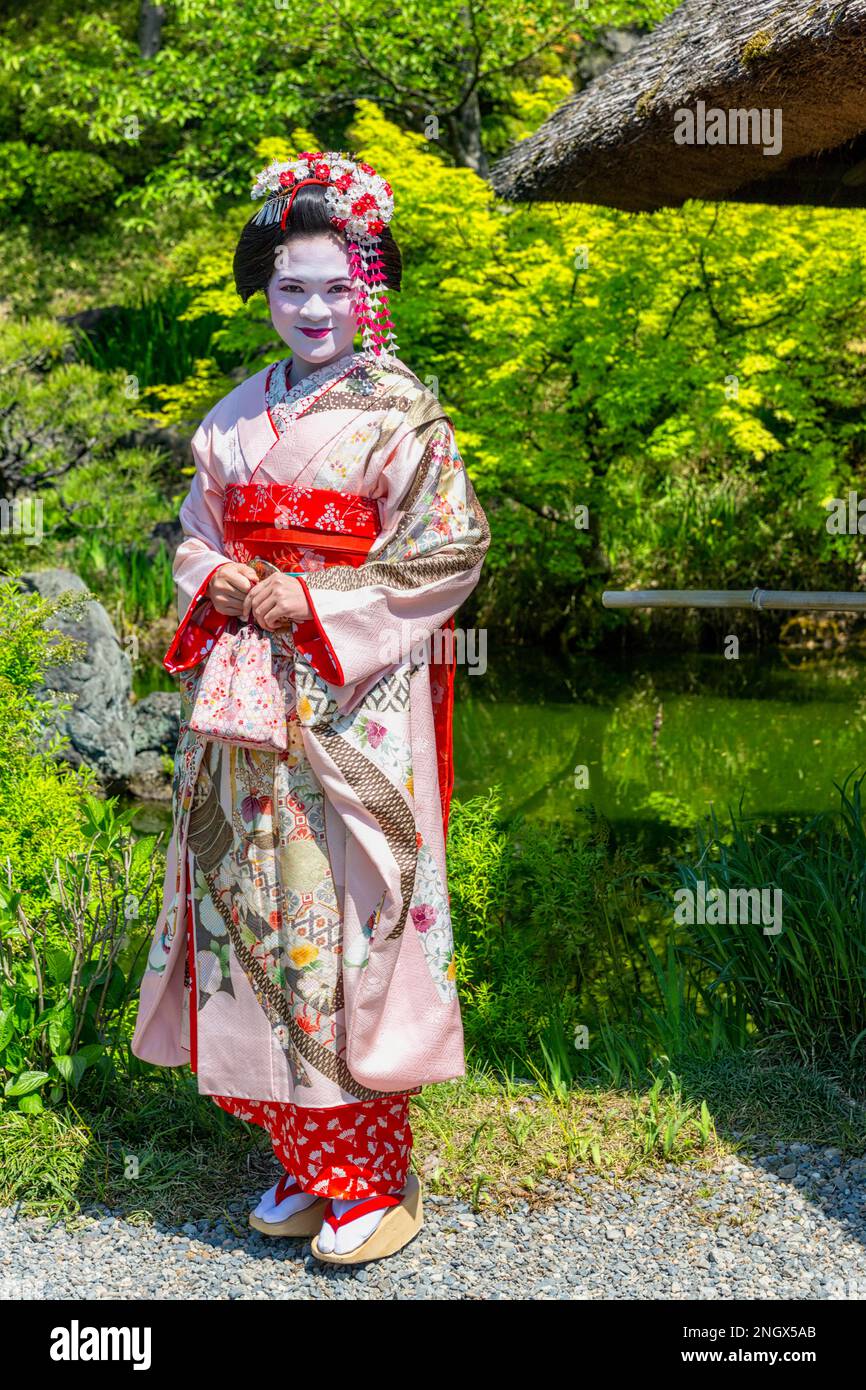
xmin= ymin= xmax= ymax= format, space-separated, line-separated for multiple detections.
xmin=164 ymin=482 xmax=456 ymax=838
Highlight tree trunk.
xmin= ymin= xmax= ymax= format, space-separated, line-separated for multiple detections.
xmin=139 ymin=2 xmax=166 ymax=59
xmin=449 ymin=5 xmax=489 ymax=177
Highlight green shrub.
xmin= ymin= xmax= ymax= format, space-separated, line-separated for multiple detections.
xmin=0 ymin=580 xmax=163 ymax=1112
xmin=30 ymin=151 xmax=122 ymax=224
xmin=0 ymin=577 xmax=95 ymax=925
xmin=0 ymin=140 xmax=39 ymax=214
xmin=0 ymin=793 xmax=162 ymax=1113
xmin=447 ymin=791 xmax=648 ymax=1072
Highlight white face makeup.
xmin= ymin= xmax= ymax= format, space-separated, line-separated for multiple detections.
xmin=266 ymin=233 xmax=358 ymax=380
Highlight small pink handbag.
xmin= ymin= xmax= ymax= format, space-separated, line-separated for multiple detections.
xmin=189 ymin=616 xmax=290 ymax=753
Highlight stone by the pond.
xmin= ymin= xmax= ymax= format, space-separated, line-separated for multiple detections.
xmin=14 ymin=568 xmax=134 ymax=784
xmin=132 ymin=690 xmax=181 ymax=755
xmin=126 ymin=748 xmax=174 ymax=802
xmin=128 ymin=692 xmax=181 ymax=800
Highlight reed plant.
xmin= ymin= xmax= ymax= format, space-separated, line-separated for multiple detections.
xmin=74 ymin=534 xmax=175 ymax=627
xmin=670 ymin=772 xmax=866 ymax=1063
xmin=448 ymin=780 xmax=866 ymax=1092
xmin=74 ymin=285 xmax=224 ymax=389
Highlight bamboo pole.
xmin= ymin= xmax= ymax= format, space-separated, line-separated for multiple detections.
xmin=602 ymin=589 xmax=866 ymax=612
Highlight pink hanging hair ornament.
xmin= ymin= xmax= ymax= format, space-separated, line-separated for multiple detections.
xmin=250 ymin=150 xmax=399 ymax=358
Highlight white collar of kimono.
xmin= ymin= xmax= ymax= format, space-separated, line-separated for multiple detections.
xmin=235 ymin=345 xmax=398 ymax=468
xmin=268 ymin=346 xmax=392 ymax=434
xmin=285 ymin=347 xmax=364 ymax=405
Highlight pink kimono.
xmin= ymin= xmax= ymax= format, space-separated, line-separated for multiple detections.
xmin=130 ymin=348 xmax=490 ymax=1193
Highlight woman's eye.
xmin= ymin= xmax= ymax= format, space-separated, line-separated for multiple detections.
xmin=276 ymin=283 xmax=351 ymax=293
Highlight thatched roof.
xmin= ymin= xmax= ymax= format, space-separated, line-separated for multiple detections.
xmin=490 ymin=0 xmax=866 ymax=212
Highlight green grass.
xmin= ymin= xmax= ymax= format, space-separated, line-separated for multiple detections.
xmin=73 ymin=286 xmax=225 ymax=390
xmin=73 ymin=535 xmax=176 ymax=627
xmin=669 ymin=770 xmax=866 ymax=1060
xmin=3 ymin=1046 xmax=865 ymax=1227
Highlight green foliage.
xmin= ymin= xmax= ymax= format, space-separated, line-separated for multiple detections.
xmin=31 ymin=151 xmax=122 ymax=224
xmin=0 ymin=140 xmax=40 ymax=213
xmin=74 ymin=285 xmax=228 ymax=391
xmin=0 ymin=313 xmax=73 ymax=375
xmin=0 ymin=578 xmax=97 ymax=926
xmin=0 ymin=580 xmax=163 ymax=1112
xmin=0 ymin=0 xmax=664 ymax=224
xmin=447 ymin=776 xmax=866 ymax=1089
xmin=0 ymin=794 xmax=163 ymax=1113
xmin=447 ymin=790 xmax=649 ymax=1069
xmin=670 ymin=771 xmax=866 ymax=1061
xmin=75 ymin=535 xmax=175 ymax=627
xmin=0 ymin=317 xmax=176 ymax=587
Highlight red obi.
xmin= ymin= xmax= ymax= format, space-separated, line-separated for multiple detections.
xmin=163 ymin=483 xmax=456 ymax=837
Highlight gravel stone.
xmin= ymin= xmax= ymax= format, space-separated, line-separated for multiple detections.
xmin=2 ymin=1140 xmax=866 ymax=1300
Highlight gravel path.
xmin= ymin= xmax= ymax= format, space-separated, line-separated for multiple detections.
xmin=2 ymin=1142 xmax=865 ymax=1300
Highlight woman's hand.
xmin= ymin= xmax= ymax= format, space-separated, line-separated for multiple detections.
xmin=207 ymin=562 xmax=259 ymax=616
xmin=242 ymin=572 xmax=313 ymax=630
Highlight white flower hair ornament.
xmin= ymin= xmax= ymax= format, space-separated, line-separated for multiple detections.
xmin=251 ymin=151 xmax=398 ymax=358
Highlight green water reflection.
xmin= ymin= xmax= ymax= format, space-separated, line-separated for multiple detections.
xmin=452 ymin=646 xmax=866 ymax=836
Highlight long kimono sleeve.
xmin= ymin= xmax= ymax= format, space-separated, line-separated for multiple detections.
xmin=174 ymin=419 xmax=234 ymax=618
xmin=290 ymin=412 xmax=490 ymax=720
xmin=163 ymin=417 xmax=235 ymax=674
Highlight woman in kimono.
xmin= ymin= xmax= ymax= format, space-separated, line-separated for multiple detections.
xmin=130 ymin=151 xmax=490 ymax=1264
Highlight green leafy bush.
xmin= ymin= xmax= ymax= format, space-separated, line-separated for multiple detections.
xmin=447 ymin=790 xmax=646 ymax=1069
xmin=0 ymin=794 xmax=162 ymax=1112
xmin=0 ymin=581 xmax=163 ymax=1111
xmin=30 ymin=151 xmax=122 ymax=224
xmin=0 ymin=578 xmax=94 ymax=925
xmin=0 ymin=140 xmax=39 ymax=213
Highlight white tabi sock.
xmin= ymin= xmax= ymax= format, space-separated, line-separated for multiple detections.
xmin=316 ymin=1195 xmax=392 ymax=1255
xmin=254 ymin=1176 xmax=319 ymax=1222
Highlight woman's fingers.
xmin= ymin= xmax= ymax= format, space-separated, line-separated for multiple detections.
xmin=224 ymin=564 xmax=257 ymax=595
xmin=214 ymin=570 xmax=300 ymax=626
xmin=242 ymin=573 xmax=273 ymax=621
xmin=208 ymin=562 xmax=261 ymax=615
xmin=213 ymin=595 xmax=248 ymax=616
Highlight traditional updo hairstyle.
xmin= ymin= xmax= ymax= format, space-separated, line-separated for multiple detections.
xmin=233 ymin=180 xmax=403 ymax=303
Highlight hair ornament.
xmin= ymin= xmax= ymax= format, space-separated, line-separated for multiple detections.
xmin=250 ymin=151 xmax=398 ymax=357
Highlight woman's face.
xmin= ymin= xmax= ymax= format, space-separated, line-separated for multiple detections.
xmin=266 ymin=233 xmax=358 ymax=364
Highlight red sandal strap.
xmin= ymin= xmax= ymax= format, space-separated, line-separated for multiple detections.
xmin=274 ymin=1171 xmax=302 ymax=1205
xmin=324 ymin=1192 xmax=402 ymax=1231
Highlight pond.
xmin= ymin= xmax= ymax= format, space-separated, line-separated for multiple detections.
xmin=450 ymin=643 xmax=866 ymax=845
xmin=128 ymin=644 xmax=866 ymax=849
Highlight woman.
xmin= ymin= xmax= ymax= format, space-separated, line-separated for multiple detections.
xmin=130 ymin=151 xmax=490 ymax=1264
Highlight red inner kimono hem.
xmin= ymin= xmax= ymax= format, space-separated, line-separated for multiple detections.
xmin=209 ymin=1091 xmax=416 ymax=1200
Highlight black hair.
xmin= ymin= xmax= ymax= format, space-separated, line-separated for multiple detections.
xmin=233 ymin=180 xmax=403 ymax=303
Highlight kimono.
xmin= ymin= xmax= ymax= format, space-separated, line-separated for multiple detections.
xmin=130 ymin=348 xmax=490 ymax=1155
